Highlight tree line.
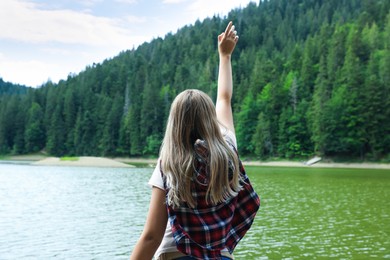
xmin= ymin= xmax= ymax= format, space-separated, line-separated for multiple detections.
xmin=0 ymin=0 xmax=389 ymax=161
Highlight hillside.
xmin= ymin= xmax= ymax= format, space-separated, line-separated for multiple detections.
xmin=0 ymin=0 xmax=389 ymax=161
xmin=0 ymin=78 xmax=30 ymax=95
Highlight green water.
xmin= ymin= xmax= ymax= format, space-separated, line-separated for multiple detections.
xmin=1 ymin=163 xmax=389 ymax=259
xmin=235 ymin=166 xmax=390 ymax=259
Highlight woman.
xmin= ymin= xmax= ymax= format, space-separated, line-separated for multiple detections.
xmin=131 ymin=21 xmax=260 ymax=260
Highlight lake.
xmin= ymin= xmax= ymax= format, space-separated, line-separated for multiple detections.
xmin=0 ymin=163 xmax=389 ymax=259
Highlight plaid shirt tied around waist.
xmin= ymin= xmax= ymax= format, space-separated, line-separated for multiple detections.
xmin=161 ymin=139 xmax=260 ymax=260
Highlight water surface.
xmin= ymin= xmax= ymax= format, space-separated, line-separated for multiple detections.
xmin=0 ymin=163 xmax=389 ymax=259
xmin=235 ymin=166 xmax=390 ymax=259
xmin=0 ymin=164 xmax=151 ymax=259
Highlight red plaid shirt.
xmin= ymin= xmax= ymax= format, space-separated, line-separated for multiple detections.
xmin=162 ymin=139 xmax=260 ymax=260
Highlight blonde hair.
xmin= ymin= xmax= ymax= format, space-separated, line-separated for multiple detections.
xmin=160 ymin=89 xmax=241 ymax=208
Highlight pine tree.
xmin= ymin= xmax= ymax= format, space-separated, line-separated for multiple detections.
xmin=253 ymin=112 xmax=273 ymax=158
xmin=46 ymin=103 xmax=66 ymax=156
xmin=235 ymin=91 xmax=259 ymax=154
xmin=363 ymin=52 xmax=386 ymax=159
xmin=332 ymin=24 xmax=366 ymax=156
xmin=24 ymin=102 xmax=45 ymax=153
xmin=309 ymin=55 xmax=330 ymax=155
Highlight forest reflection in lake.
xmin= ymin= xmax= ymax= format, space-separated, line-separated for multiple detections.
xmin=238 ymin=166 xmax=390 ymax=259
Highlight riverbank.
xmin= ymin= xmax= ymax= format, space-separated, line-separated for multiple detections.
xmin=242 ymin=160 xmax=390 ymax=169
xmin=2 ymin=155 xmax=390 ymax=169
xmin=115 ymin=157 xmax=390 ymax=169
xmin=33 ymin=156 xmax=134 ymax=168
xmin=2 ymin=155 xmax=134 ymax=168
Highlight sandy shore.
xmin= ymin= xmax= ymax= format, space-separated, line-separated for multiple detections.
xmin=243 ymin=161 xmax=390 ymax=169
xmin=32 ymin=156 xmax=134 ymax=168
xmin=2 ymin=155 xmax=389 ymax=169
xmin=115 ymin=158 xmax=390 ymax=170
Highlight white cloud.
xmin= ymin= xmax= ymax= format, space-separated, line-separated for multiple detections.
xmin=115 ymin=0 xmax=137 ymax=4
xmin=125 ymin=15 xmax=147 ymax=24
xmin=0 ymin=0 xmax=143 ymax=48
xmin=162 ymin=0 xmax=188 ymax=4
xmin=79 ymin=0 xmax=103 ymax=8
xmin=0 ymin=47 xmax=117 ymax=87
xmin=0 ymin=0 xmax=153 ymax=87
xmin=187 ymin=0 xmax=255 ymax=20
xmin=41 ymin=47 xmax=74 ymax=56
xmin=0 ymin=0 xmax=257 ymax=87
xmin=0 ymin=58 xmax=62 ymax=87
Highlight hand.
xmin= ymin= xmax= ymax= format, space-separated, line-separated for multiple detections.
xmin=218 ymin=21 xmax=239 ymax=57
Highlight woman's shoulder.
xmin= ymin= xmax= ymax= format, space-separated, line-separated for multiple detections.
xmin=219 ymin=125 xmax=237 ymax=149
xmin=148 ymin=159 xmax=165 ymax=191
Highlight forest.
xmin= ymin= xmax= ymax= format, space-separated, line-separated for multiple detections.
xmin=0 ymin=0 xmax=389 ymax=161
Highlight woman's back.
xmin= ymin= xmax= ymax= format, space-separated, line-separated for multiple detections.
xmin=159 ymin=128 xmax=260 ymax=259
xmin=159 ymin=89 xmax=241 ymax=209
xmin=130 ymin=21 xmax=260 ymax=260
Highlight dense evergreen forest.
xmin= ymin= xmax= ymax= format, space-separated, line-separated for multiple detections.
xmin=0 ymin=79 xmax=30 ymax=95
xmin=0 ymin=0 xmax=389 ymax=161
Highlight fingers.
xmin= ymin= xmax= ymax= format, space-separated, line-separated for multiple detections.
xmin=228 ymin=26 xmax=235 ymax=38
xmin=223 ymin=21 xmax=238 ymax=41
xmin=224 ymin=21 xmax=233 ymax=35
xmin=219 ymin=21 xmax=239 ymax=49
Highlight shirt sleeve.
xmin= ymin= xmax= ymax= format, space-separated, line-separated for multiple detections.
xmin=220 ymin=126 xmax=237 ymax=149
xmin=148 ymin=159 xmax=165 ymax=190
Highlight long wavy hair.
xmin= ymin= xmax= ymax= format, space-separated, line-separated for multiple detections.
xmin=160 ymin=89 xmax=241 ymax=208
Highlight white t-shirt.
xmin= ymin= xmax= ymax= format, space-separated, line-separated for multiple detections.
xmin=148 ymin=127 xmax=237 ymax=258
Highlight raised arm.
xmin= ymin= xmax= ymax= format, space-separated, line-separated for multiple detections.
xmin=216 ymin=21 xmax=239 ymax=133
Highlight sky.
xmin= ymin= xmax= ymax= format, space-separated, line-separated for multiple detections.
xmin=0 ymin=0 xmax=256 ymax=87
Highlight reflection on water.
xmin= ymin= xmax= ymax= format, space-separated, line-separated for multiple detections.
xmin=0 ymin=164 xmax=152 ymax=259
xmin=1 ymin=164 xmax=389 ymax=259
xmin=234 ymin=166 xmax=390 ymax=259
